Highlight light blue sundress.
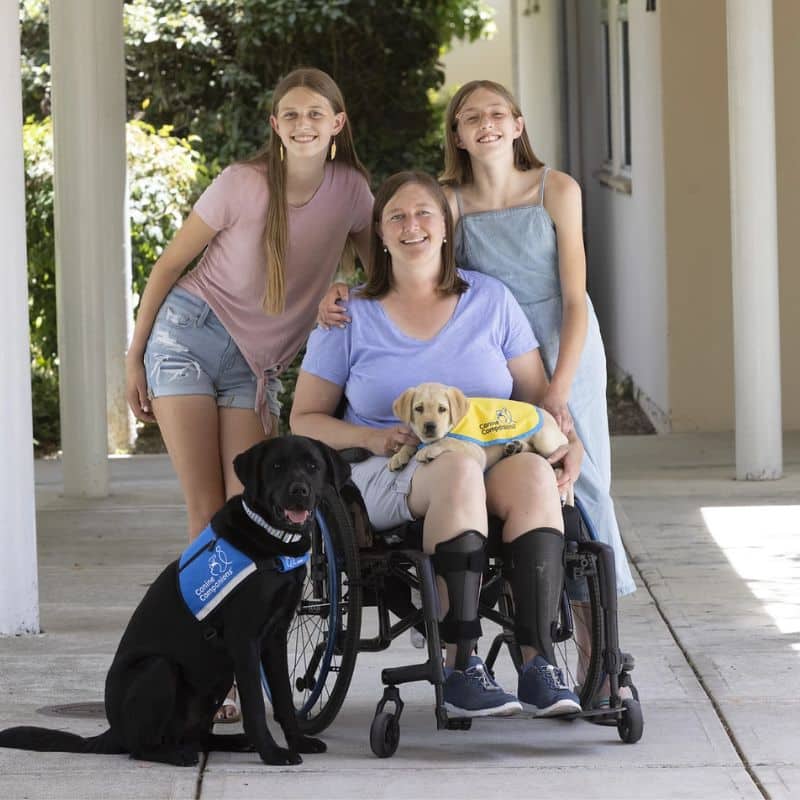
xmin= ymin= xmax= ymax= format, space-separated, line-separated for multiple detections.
xmin=454 ymin=167 xmax=636 ymax=597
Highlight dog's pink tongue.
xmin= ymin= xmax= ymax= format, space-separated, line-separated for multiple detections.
xmin=285 ymin=508 xmax=310 ymax=525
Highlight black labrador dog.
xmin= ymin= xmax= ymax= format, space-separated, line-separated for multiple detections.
xmin=0 ymin=435 xmax=350 ymax=767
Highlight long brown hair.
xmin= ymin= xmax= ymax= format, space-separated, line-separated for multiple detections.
xmin=246 ymin=67 xmax=369 ymax=314
xmin=441 ymin=80 xmax=543 ymax=186
xmin=359 ymin=171 xmax=467 ymax=300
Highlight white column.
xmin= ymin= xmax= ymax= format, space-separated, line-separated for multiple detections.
xmin=0 ymin=0 xmax=40 ymax=634
xmin=95 ymin=9 xmax=134 ymax=454
xmin=726 ymin=0 xmax=783 ymax=480
xmin=49 ymin=0 xmax=126 ymax=496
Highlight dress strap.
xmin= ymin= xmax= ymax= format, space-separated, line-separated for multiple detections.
xmin=453 ymin=186 xmax=465 ymax=217
xmin=538 ymin=166 xmax=550 ymax=206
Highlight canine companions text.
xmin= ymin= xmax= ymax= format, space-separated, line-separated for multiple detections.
xmin=388 ymin=383 xmax=568 ymax=473
xmin=0 ymin=435 xmax=350 ymax=767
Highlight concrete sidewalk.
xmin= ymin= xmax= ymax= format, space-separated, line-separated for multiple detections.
xmin=1 ymin=433 xmax=798 ymax=799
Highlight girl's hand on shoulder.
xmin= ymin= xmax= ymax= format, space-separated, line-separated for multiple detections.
xmin=125 ymin=353 xmax=155 ymax=423
xmin=367 ymin=425 xmax=418 ymax=457
xmin=317 ymin=282 xmax=351 ymax=330
xmin=541 ymin=386 xmax=573 ymax=435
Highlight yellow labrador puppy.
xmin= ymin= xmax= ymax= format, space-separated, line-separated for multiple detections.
xmin=388 ymin=382 xmax=568 ymax=473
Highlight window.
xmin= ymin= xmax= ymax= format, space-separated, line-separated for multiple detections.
xmin=597 ymin=0 xmax=632 ymax=191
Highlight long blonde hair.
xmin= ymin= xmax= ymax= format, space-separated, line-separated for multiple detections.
xmin=246 ymin=68 xmax=368 ymax=314
xmin=441 ymin=80 xmax=543 ymax=186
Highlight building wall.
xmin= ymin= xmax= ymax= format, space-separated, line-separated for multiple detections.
xmin=575 ymin=0 xmax=670 ymax=424
xmin=660 ymin=0 xmax=734 ymax=431
xmin=440 ymin=0 xmax=514 ymax=94
xmin=774 ymin=0 xmax=800 ymax=429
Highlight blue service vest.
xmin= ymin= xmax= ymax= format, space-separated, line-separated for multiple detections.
xmin=177 ymin=525 xmax=309 ymax=621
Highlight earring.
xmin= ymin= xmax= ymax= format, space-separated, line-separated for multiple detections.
xmin=279 ymin=143 xmax=284 ymax=162
xmin=330 ymin=139 xmax=337 ymax=160
xmin=443 ymin=237 xmax=447 ymax=243
xmin=383 ymin=246 xmax=388 ymax=253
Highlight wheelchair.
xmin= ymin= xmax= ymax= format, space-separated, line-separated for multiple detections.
xmin=285 ymin=455 xmax=643 ymax=758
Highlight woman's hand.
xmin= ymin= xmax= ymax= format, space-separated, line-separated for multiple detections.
xmin=541 ymin=385 xmax=573 ymax=435
xmin=125 ymin=352 xmax=155 ymax=422
xmin=546 ymin=432 xmax=583 ymax=490
xmin=366 ymin=424 xmax=418 ymax=457
xmin=317 ymin=282 xmax=351 ymax=329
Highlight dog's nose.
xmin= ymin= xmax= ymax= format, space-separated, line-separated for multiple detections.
xmin=423 ymin=422 xmax=437 ymax=436
xmin=288 ymin=481 xmax=310 ymax=499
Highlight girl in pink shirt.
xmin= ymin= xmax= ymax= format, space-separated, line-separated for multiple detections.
xmin=124 ymin=68 xmax=373 ymax=720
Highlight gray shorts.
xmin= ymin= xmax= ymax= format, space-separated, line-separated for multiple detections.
xmin=350 ymin=455 xmax=421 ymax=531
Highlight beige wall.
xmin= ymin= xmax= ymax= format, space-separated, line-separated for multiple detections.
xmin=774 ymin=0 xmax=800 ymax=429
xmin=660 ymin=0 xmax=734 ymax=431
xmin=441 ymin=0 xmax=514 ymax=93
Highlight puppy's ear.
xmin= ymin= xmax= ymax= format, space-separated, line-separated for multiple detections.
xmin=314 ymin=439 xmax=352 ymax=491
xmin=446 ymin=386 xmax=470 ymax=425
xmin=233 ymin=440 xmax=270 ymax=491
xmin=392 ymin=387 xmax=417 ymax=424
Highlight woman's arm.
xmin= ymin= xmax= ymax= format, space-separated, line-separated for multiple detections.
xmin=125 ymin=211 xmax=217 ymax=420
xmin=543 ymin=171 xmax=589 ymax=434
xmin=290 ymin=371 xmax=416 ymax=456
xmin=507 ymin=349 xmax=583 ymax=487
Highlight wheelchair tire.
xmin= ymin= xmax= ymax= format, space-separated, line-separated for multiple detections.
xmin=617 ymin=698 xmax=644 ymax=744
xmin=287 ymin=487 xmax=362 ymax=735
xmin=370 ymin=712 xmax=400 ymax=758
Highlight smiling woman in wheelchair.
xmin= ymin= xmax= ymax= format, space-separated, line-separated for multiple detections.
xmin=291 ymin=171 xmax=584 ymax=719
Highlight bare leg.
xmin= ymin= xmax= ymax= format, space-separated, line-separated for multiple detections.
xmin=152 ymin=395 xmax=224 ymax=539
xmin=219 ymin=407 xmax=271 ymax=499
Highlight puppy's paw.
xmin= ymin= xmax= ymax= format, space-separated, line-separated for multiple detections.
xmin=503 ymin=440 xmax=524 ymax=456
xmin=416 ymin=444 xmax=444 ymax=463
xmin=260 ymin=747 xmax=303 ymax=766
xmin=388 ymin=452 xmax=409 ymax=471
xmin=293 ymin=735 xmax=326 ymax=754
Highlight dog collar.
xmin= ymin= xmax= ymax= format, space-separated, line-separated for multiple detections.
xmin=241 ymin=498 xmax=304 ymax=544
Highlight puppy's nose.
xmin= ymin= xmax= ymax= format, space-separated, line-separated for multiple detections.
xmin=288 ymin=481 xmax=310 ymax=499
xmin=423 ymin=422 xmax=437 ymax=437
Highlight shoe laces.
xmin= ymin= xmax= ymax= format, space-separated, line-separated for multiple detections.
xmin=536 ymin=663 xmax=569 ymax=691
xmin=464 ymin=663 xmax=500 ymax=692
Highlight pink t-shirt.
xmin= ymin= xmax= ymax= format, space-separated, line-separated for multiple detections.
xmin=178 ymin=160 xmax=373 ymax=430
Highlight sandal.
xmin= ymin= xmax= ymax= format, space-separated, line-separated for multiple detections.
xmin=213 ymin=681 xmax=241 ymax=724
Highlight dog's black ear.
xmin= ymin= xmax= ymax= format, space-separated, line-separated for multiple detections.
xmin=314 ymin=439 xmax=351 ymax=491
xmin=233 ymin=440 xmax=270 ymax=491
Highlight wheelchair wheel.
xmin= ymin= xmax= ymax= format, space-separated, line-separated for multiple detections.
xmin=370 ymin=711 xmax=400 ymax=758
xmin=287 ymin=487 xmax=362 ymax=734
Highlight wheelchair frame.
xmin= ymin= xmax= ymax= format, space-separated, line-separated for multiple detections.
xmin=285 ymin=484 xmax=643 ymax=757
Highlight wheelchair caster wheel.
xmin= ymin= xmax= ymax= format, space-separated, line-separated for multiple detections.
xmin=445 ymin=718 xmax=472 ymax=731
xmin=370 ymin=711 xmax=400 ymax=758
xmin=617 ymin=698 xmax=643 ymax=744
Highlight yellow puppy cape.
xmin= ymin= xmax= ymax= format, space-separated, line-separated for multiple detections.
xmin=446 ymin=398 xmax=543 ymax=448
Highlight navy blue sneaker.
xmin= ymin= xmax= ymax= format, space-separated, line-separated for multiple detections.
xmin=518 ymin=655 xmax=582 ymax=717
xmin=443 ymin=657 xmax=522 ymax=718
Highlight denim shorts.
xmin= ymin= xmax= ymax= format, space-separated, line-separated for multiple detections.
xmin=144 ymin=287 xmax=281 ymax=416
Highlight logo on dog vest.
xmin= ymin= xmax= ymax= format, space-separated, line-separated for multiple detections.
xmin=446 ymin=398 xmax=543 ymax=447
xmin=178 ymin=526 xmax=258 ymax=620
xmin=177 ymin=526 xmax=311 ymax=620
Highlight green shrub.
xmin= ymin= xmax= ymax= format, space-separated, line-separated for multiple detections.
xmin=23 ymin=117 xmax=207 ymax=451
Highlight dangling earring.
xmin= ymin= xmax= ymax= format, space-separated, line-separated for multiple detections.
xmin=330 ymin=139 xmax=337 ymax=160
xmin=279 ymin=143 xmax=284 ymax=162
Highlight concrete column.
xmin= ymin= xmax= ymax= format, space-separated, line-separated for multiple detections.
xmin=49 ymin=0 xmax=128 ymax=495
xmin=0 ymin=0 xmax=40 ymax=634
xmin=95 ymin=10 xmax=134 ymax=454
xmin=725 ymin=0 xmax=783 ymax=480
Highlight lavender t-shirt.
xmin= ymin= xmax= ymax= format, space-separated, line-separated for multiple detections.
xmin=178 ymin=160 xmax=373 ymax=429
xmin=301 ymin=270 xmax=538 ymax=427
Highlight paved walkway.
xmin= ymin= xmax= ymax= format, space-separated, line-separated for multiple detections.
xmin=1 ymin=433 xmax=798 ymax=799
